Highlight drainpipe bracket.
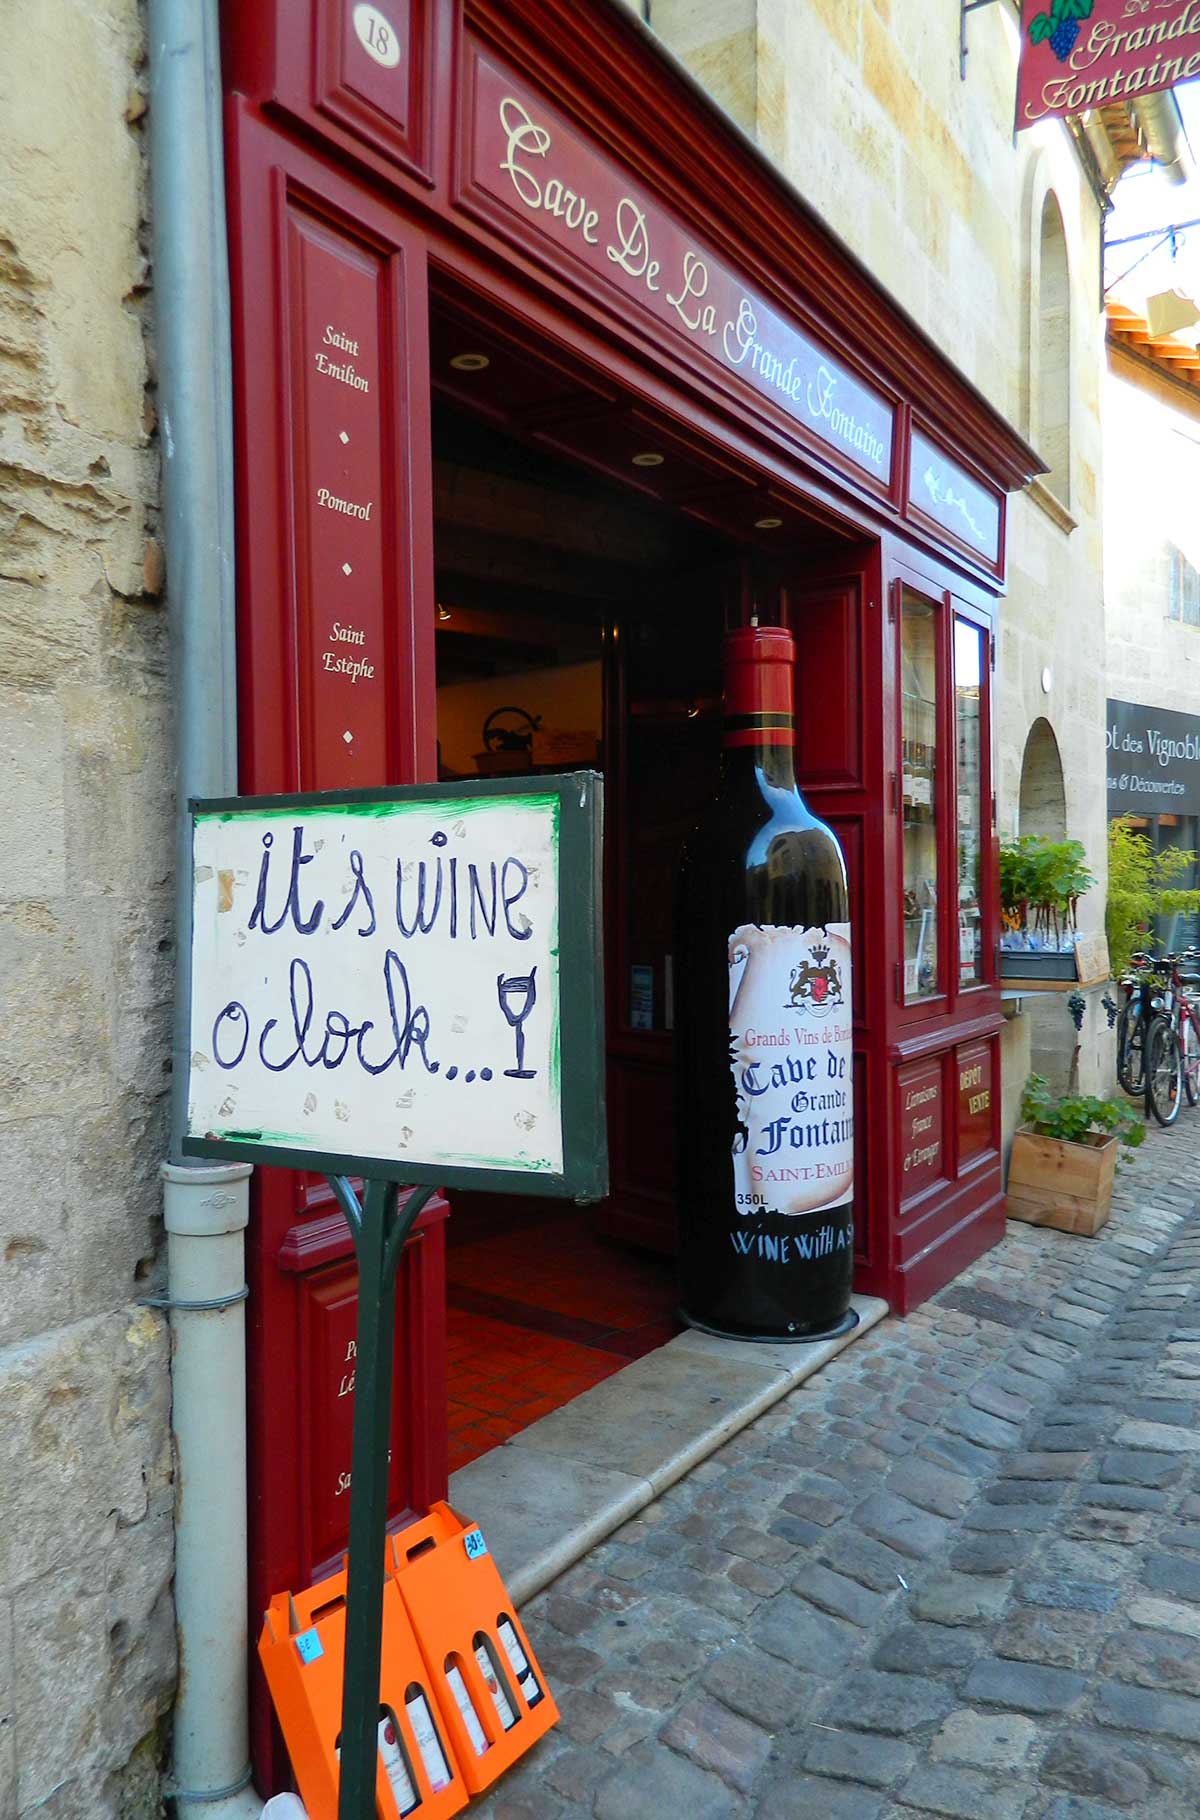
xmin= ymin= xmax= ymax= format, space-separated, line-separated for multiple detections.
xmin=138 ymin=1286 xmax=250 ymax=1313
xmin=165 ymin=1765 xmax=255 ymax=1804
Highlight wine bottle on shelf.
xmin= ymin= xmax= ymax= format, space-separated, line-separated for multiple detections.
xmin=674 ymin=621 xmax=856 ymax=1340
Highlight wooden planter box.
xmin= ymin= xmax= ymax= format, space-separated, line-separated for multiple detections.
xmin=1006 ymin=1127 xmax=1118 ymax=1238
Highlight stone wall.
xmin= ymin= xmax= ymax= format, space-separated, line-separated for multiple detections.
xmin=0 ymin=2 xmax=176 ymax=1814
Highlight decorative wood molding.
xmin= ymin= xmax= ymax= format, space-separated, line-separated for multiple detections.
xmin=467 ymin=0 xmax=1044 ymax=496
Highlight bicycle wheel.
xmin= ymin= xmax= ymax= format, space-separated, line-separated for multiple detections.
xmin=1146 ymin=1017 xmax=1184 ymax=1128
xmin=1184 ymin=1016 xmax=1200 ymax=1109
xmin=1117 ymin=1002 xmax=1145 ymax=1097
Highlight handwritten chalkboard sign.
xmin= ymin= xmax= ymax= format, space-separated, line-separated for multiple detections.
xmin=183 ymin=775 xmax=606 ymax=1198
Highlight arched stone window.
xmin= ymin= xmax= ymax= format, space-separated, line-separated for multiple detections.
xmin=1018 ymin=717 xmax=1067 ymax=839
xmin=1037 ymin=195 xmax=1071 ymax=504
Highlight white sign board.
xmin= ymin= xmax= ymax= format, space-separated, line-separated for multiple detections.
xmin=184 ymin=778 xmax=606 ymax=1195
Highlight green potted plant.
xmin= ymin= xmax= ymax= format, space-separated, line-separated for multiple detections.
xmin=1007 ymin=1072 xmax=1144 ymax=1237
xmin=999 ymin=835 xmax=1096 ymax=980
xmin=1106 ymin=818 xmax=1200 ymax=980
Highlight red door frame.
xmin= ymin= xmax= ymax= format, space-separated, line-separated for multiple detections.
xmin=220 ymin=0 xmax=1036 ymax=1784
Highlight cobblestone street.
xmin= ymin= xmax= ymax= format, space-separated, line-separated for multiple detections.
xmin=477 ymin=1121 xmax=1200 ymax=1820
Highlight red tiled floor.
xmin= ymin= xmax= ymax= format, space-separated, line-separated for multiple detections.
xmin=445 ymin=1210 xmax=681 ymax=1471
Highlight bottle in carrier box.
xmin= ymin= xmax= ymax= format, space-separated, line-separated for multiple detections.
xmin=444 ymin=1659 xmax=490 ymax=1757
xmin=497 ymin=1616 xmax=543 ymax=1707
xmin=472 ymin=1634 xmax=517 ymax=1731
xmin=377 ymin=1710 xmax=419 ymax=1816
xmin=333 ymin=1713 xmax=419 ymax=1817
xmin=404 ymin=1685 xmax=453 ymax=1792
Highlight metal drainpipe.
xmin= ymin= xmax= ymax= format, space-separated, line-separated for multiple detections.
xmin=147 ymin=1 xmax=261 ymax=1813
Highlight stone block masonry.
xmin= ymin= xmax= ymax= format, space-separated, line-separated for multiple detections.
xmin=471 ymin=1116 xmax=1200 ymax=1819
xmin=0 ymin=2 xmax=175 ymax=1814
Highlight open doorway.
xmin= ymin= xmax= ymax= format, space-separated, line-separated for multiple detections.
xmin=427 ymin=279 xmax=846 ymax=1468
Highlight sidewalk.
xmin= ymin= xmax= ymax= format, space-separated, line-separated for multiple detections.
xmin=477 ymin=1118 xmax=1200 ymax=1820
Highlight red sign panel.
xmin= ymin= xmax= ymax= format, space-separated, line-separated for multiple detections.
xmin=898 ymin=1059 xmax=944 ymax=1199
xmin=302 ymin=1258 xmax=406 ymax=1565
xmin=957 ymin=1041 xmax=994 ymax=1166
xmin=463 ymin=52 xmax=895 ymax=485
xmin=286 ymin=203 xmax=391 ymax=788
xmin=1017 ymin=0 xmax=1200 ymax=129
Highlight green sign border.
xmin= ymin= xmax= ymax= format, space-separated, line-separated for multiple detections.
xmin=182 ymin=773 xmax=608 ymax=1202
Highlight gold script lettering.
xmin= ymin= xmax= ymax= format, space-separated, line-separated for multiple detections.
xmin=498 ymin=97 xmax=600 ymax=244
xmin=667 ymin=251 xmax=716 ymax=335
xmin=606 ymin=198 xmax=661 ymax=291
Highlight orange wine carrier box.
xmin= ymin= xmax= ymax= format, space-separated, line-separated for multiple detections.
xmin=259 ymin=1503 xmax=557 ymax=1815
xmin=387 ymin=1502 xmax=559 ymax=1796
xmin=259 ymin=1563 xmax=467 ymax=1819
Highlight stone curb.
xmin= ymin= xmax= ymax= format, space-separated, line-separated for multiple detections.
xmin=451 ymin=1294 xmax=889 ymax=1605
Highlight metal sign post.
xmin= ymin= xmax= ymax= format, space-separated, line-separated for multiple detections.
xmin=327 ymin=1174 xmax=433 ymax=1820
xmin=182 ymin=775 xmax=605 ymax=1818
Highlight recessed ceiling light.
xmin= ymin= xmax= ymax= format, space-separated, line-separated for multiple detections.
xmin=631 ymin=451 xmax=664 ymax=468
xmin=755 ymin=515 xmax=783 ymax=529
xmin=450 ymin=352 xmax=490 ymax=372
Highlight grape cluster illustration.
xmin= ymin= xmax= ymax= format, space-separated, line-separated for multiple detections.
xmin=1027 ymin=0 xmax=1092 ymax=64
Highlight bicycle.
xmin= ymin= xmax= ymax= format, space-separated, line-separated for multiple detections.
xmin=1145 ymin=1011 xmax=1183 ymax=1127
xmin=1145 ymin=949 xmax=1200 ymax=1126
xmin=1115 ymin=950 xmax=1155 ymax=1097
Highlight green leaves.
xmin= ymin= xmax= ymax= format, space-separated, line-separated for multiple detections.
xmin=1027 ymin=0 xmax=1093 ymax=43
xmin=1000 ymin=835 xmax=1096 ymax=944
xmin=1106 ymin=818 xmax=1200 ymax=978
xmin=1021 ymin=1072 xmax=1145 ymax=1149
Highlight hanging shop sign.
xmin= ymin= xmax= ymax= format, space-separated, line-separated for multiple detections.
xmin=1107 ymin=696 xmax=1200 ymax=817
xmin=1017 ymin=0 xmax=1200 ymax=131
xmin=464 ymin=54 xmax=895 ymax=484
xmin=183 ymin=774 xmax=606 ymax=1196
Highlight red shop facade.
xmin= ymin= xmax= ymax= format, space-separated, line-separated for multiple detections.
xmin=220 ymin=0 xmax=1038 ymax=1784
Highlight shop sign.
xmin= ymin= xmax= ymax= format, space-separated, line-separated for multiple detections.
xmin=897 ymin=1058 xmax=944 ymax=1199
xmin=183 ymin=774 xmax=606 ymax=1197
xmin=468 ymin=55 xmax=894 ymax=483
xmin=1017 ymin=0 xmax=1200 ymax=131
xmin=1107 ymin=696 xmax=1200 ymax=817
xmin=956 ymin=1040 xmax=993 ymax=1166
xmin=908 ymin=430 xmax=1001 ymax=565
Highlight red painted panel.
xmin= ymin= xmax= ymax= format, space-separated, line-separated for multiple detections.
xmin=793 ymin=580 xmax=863 ymax=791
xmin=897 ymin=1056 xmax=945 ymax=1202
xmin=286 ymin=204 xmax=392 ymax=786
xmin=319 ymin=0 xmax=415 ymax=143
xmin=224 ymin=0 xmax=436 ymax=189
xmin=956 ymin=1038 xmax=995 ymax=1167
xmin=300 ymin=1258 xmax=411 ymax=1565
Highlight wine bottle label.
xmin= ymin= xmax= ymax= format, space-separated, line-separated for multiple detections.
xmin=405 ymin=1689 xmax=453 ymax=1791
xmin=728 ymin=922 xmax=854 ymax=1220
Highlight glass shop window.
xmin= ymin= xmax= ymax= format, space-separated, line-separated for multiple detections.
xmin=901 ymin=590 xmax=940 ymax=1004
xmin=954 ymin=617 xmax=985 ymax=988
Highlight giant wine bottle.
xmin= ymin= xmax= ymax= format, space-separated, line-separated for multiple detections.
xmin=675 ymin=621 xmax=855 ymax=1339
